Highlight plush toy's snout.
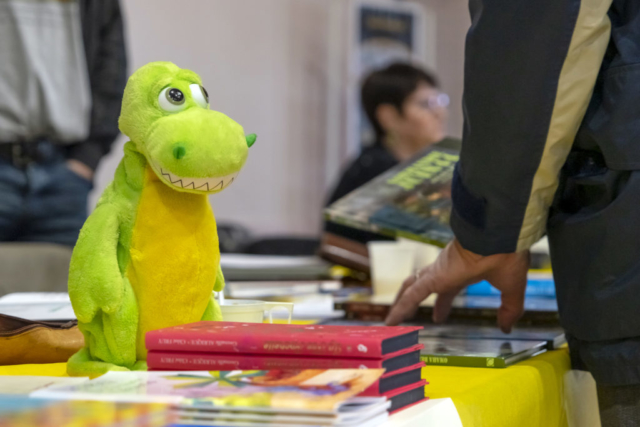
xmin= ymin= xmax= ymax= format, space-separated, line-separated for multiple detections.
xmin=142 ymin=108 xmax=248 ymax=194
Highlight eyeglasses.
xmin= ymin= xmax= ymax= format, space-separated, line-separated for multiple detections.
xmin=417 ymin=93 xmax=450 ymax=111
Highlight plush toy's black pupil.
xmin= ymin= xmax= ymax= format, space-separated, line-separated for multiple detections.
xmin=168 ymin=88 xmax=184 ymax=104
xmin=202 ymin=86 xmax=209 ymax=102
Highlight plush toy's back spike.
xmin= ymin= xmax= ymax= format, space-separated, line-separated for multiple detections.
xmin=246 ymin=133 xmax=257 ymax=147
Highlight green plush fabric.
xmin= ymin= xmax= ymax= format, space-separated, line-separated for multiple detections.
xmin=67 ymin=62 xmax=253 ymax=377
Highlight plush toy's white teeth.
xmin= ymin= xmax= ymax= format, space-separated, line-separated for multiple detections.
xmin=159 ymin=168 xmax=239 ymax=192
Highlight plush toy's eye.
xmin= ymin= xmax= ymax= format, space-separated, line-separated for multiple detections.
xmin=190 ymin=84 xmax=209 ymax=108
xmin=158 ymin=87 xmax=186 ymax=112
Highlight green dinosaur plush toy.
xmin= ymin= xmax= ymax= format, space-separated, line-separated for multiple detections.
xmin=67 ymin=62 xmax=256 ymax=377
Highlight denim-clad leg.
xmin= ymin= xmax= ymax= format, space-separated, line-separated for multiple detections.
xmin=21 ymin=156 xmax=92 ymax=247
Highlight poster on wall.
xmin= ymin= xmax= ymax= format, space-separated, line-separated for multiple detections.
xmin=347 ymin=0 xmax=433 ymax=153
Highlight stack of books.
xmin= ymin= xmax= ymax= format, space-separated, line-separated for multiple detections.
xmin=146 ymin=322 xmax=427 ymax=414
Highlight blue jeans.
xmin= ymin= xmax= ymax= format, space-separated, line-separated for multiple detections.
xmin=0 ymin=149 xmax=92 ymax=247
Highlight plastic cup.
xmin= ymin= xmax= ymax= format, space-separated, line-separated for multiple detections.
xmin=398 ymin=238 xmax=442 ymax=270
xmin=367 ymin=241 xmax=415 ymax=298
xmin=219 ymin=299 xmax=293 ymax=323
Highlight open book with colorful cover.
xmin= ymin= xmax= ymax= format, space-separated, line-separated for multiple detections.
xmin=324 ymin=139 xmax=460 ymax=246
xmin=32 ymin=370 xmax=390 ymax=427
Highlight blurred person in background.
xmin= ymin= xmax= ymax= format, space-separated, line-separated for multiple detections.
xmin=0 ymin=0 xmax=127 ymax=247
xmin=323 ymin=62 xmax=452 ymax=246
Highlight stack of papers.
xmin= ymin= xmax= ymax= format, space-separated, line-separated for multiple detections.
xmin=0 ymin=292 xmax=75 ymax=321
xmin=225 ymin=280 xmax=341 ymax=299
xmin=220 ymin=254 xmax=332 ymax=281
xmin=0 ymin=290 xmax=345 ymax=322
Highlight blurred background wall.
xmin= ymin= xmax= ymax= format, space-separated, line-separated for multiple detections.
xmin=91 ymin=0 xmax=470 ymax=238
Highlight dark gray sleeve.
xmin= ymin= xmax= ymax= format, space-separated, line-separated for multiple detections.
xmin=451 ymin=0 xmax=612 ymax=255
xmin=68 ymin=0 xmax=127 ymax=171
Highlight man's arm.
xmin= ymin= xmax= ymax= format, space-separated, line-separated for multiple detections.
xmin=387 ymin=0 xmax=613 ymax=328
xmin=453 ymin=0 xmax=612 ymax=255
xmin=67 ymin=0 xmax=127 ymax=173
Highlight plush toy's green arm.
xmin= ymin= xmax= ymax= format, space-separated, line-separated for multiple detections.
xmin=201 ymin=267 xmax=225 ymax=322
xmin=213 ymin=265 xmax=225 ymax=292
xmin=68 ymin=205 xmax=124 ymax=323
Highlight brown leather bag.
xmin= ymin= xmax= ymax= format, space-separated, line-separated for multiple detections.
xmin=0 ymin=313 xmax=84 ymax=365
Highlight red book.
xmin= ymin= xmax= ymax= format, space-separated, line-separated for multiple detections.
xmin=383 ymin=380 xmax=428 ymax=414
xmin=146 ymin=321 xmax=422 ymax=358
xmin=147 ymin=344 xmax=423 ymax=373
xmin=359 ymin=362 xmax=426 ymax=397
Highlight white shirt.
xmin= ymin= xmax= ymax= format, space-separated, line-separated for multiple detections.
xmin=0 ymin=0 xmax=92 ymax=143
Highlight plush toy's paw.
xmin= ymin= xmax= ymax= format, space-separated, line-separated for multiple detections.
xmin=67 ymin=347 xmax=132 ymax=378
xmin=202 ymin=293 xmax=223 ymax=321
xmin=132 ymin=360 xmax=148 ymax=371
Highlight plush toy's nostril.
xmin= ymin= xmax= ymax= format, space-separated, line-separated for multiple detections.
xmin=173 ymin=145 xmax=186 ymax=160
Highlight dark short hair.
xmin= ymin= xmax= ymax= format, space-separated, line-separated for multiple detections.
xmin=361 ymin=63 xmax=439 ymax=143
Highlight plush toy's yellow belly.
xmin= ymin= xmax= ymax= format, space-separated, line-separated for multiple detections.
xmin=127 ymin=167 xmax=219 ymax=359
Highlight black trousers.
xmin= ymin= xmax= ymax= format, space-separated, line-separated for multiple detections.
xmin=598 ymin=384 xmax=640 ymax=427
xmin=548 ymin=150 xmax=640 ymax=383
xmin=548 ymin=152 xmax=640 ymax=425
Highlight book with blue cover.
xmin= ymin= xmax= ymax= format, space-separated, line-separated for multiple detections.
xmin=467 ymin=271 xmax=556 ymax=298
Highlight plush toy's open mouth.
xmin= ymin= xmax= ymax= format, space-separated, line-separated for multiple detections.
xmin=158 ymin=167 xmax=239 ymax=192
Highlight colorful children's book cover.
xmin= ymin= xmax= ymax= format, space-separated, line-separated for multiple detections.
xmin=0 ymin=376 xmax=88 ymax=395
xmin=0 ymin=394 xmax=173 ymax=427
xmin=33 ymin=369 xmax=386 ymax=413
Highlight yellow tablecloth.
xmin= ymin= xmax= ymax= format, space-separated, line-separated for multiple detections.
xmin=0 ymin=348 xmax=571 ymax=427
xmin=424 ymin=348 xmax=571 ymax=427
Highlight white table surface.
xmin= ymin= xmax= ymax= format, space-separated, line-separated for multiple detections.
xmin=381 ymin=398 xmax=463 ymax=427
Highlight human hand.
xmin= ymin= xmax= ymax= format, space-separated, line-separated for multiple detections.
xmin=66 ymin=159 xmax=94 ymax=181
xmin=385 ymin=238 xmax=530 ymax=333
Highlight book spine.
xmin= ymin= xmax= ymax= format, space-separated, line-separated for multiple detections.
xmin=147 ymin=352 xmax=384 ymax=371
xmin=145 ymin=330 xmax=384 ymax=358
xmin=420 ymin=354 xmax=506 ymax=369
